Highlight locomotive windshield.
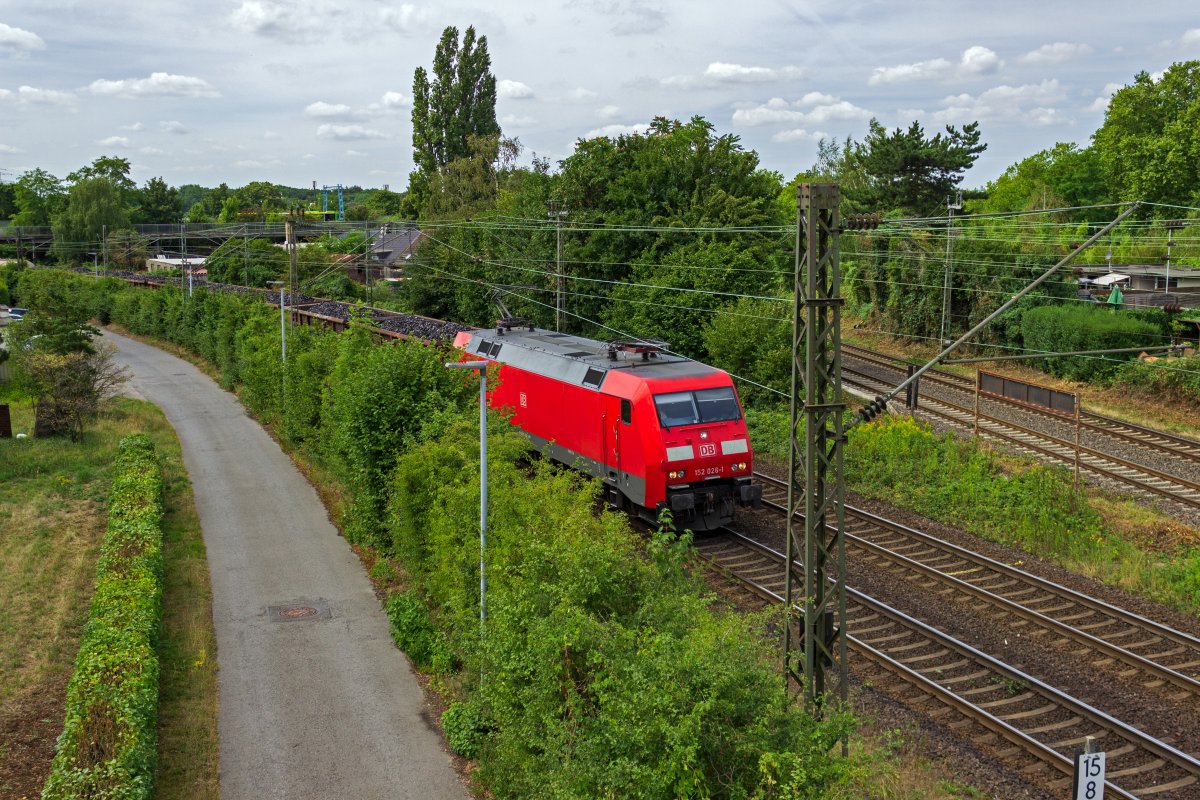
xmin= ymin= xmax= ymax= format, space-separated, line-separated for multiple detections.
xmin=654 ymin=387 xmax=740 ymax=427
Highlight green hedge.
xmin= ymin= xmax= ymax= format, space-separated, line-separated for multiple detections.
xmin=1020 ymin=303 xmax=1167 ymax=381
xmin=388 ymin=421 xmax=854 ymax=798
xmin=42 ymin=435 xmax=164 ymax=800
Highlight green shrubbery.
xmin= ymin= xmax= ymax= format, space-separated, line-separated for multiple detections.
xmin=43 ymin=435 xmax=164 ymax=800
xmin=1020 ymin=304 xmax=1168 ymax=382
xmin=840 ymin=416 xmax=1198 ymax=610
xmin=1114 ymin=353 xmax=1200 ymax=407
xmin=388 ymin=421 xmax=853 ymax=798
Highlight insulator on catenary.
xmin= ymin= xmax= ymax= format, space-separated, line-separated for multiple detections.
xmin=857 ymin=396 xmax=889 ymax=422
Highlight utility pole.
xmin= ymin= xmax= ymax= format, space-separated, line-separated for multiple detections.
xmin=783 ymin=184 xmax=849 ymax=714
xmin=1165 ymin=219 xmax=1185 ymax=294
xmin=285 ymin=215 xmax=298 ymax=302
xmin=179 ymin=222 xmax=187 ymax=302
xmin=549 ymin=201 xmax=568 ymax=331
xmin=101 ymin=224 xmax=108 ymax=276
xmin=940 ymin=191 xmax=962 ymax=345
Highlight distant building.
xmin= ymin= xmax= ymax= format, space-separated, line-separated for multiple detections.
xmin=146 ymin=256 xmax=207 ymax=276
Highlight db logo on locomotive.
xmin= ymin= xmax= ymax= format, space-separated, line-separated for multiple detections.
xmin=699 ymin=443 xmax=717 ymax=458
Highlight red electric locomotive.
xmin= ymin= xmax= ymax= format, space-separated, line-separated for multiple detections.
xmin=453 ymin=324 xmax=762 ymax=530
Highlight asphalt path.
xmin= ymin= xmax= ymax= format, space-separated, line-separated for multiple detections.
xmin=106 ymin=330 xmax=468 ymax=800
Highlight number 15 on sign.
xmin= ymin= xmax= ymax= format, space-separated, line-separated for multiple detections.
xmin=1074 ymin=751 xmax=1105 ymax=800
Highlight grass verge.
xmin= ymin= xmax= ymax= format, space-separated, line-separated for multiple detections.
xmin=0 ymin=396 xmax=217 ymax=799
xmin=748 ymin=409 xmax=1200 ymax=615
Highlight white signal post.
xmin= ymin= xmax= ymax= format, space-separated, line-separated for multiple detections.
xmin=1072 ymin=736 xmax=1105 ymax=800
xmin=445 ymin=360 xmax=490 ymax=625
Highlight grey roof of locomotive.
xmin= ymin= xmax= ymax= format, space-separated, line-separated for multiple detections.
xmin=460 ymin=327 xmax=721 ymax=390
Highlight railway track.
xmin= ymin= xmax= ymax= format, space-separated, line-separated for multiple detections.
xmin=839 ymin=349 xmax=1200 ymax=512
xmin=842 ymin=343 xmax=1200 ymax=466
xmin=755 ymin=473 xmax=1200 ymax=699
xmin=695 ymin=529 xmax=1200 ymax=798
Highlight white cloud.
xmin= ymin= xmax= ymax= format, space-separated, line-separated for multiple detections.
xmin=316 ymin=123 xmax=387 ymax=140
xmin=160 ymin=120 xmax=188 ymax=134
xmin=498 ymin=80 xmax=534 ymax=100
xmin=90 ymin=72 xmax=218 ymax=99
xmin=235 ymin=159 xmax=264 ymax=168
xmin=869 ymin=58 xmax=951 ymax=85
xmin=16 ymin=85 xmax=76 ymax=107
xmin=0 ymin=23 xmax=45 ymax=55
xmin=305 ymin=101 xmax=353 ymax=117
xmin=581 ymin=122 xmax=651 ymax=139
xmin=1018 ymin=42 xmax=1093 ymax=65
xmin=1171 ymin=29 xmax=1200 ymax=47
xmin=378 ymin=4 xmax=432 ymax=33
xmin=379 ymin=91 xmax=410 ymax=110
xmin=597 ymin=104 xmax=620 ymax=119
xmin=140 ymin=146 xmax=164 ymax=155
xmin=932 ymin=79 xmax=1066 ymax=125
xmin=122 ymin=121 xmax=145 ymax=131
xmin=771 ymin=128 xmax=828 ymax=143
xmin=230 ymin=1 xmax=318 ymax=41
xmin=732 ymin=94 xmax=871 ymax=127
xmin=704 ymin=62 xmax=803 ymax=83
xmin=0 ymin=143 xmax=23 ymax=154
xmin=1087 ymin=82 xmax=1123 ymax=113
xmin=263 ymin=130 xmax=280 ymax=139
xmin=97 ymin=136 xmax=131 ymax=147
xmin=346 ymin=149 xmax=366 ymax=157
xmin=663 ymin=62 xmax=804 ymax=89
xmin=959 ymin=46 xmax=1002 ymax=75
xmin=869 ymin=46 xmax=1001 ymax=86
xmin=566 ymin=87 xmax=597 ymax=102
xmin=500 ymin=114 xmax=536 ymax=127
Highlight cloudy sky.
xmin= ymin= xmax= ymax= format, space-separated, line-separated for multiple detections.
xmin=1 ymin=0 xmax=1198 ymax=193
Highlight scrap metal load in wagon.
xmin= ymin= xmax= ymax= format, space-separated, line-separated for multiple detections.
xmin=454 ymin=321 xmax=762 ymax=531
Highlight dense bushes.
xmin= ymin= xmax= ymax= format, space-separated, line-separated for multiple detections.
xmin=1114 ymin=353 xmax=1200 ymax=407
xmin=43 ymin=435 xmax=164 ymax=799
xmin=1020 ymin=303 xmax=1168 ymax=381
xmin=388 ymin=421 xmax=853 ymax=798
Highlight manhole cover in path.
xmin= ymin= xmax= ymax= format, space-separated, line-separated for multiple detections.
xmin=268 ymin=601 xmax=331 ymax=623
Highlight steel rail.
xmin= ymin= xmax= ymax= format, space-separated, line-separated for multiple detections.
xmin=699 ymin=531 xmax=1200 ymax=799
xmin=842 ymin=342 xmax=1200 ymax=462
xmin=753 ymin=472 xmax=1200 ymax=697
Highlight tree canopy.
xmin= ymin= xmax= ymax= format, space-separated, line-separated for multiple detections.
xmin=852 ymin=119 xmax=986 ymax=217
xmin=1091 ymin=60 xmax=1200 ymax=208
xmin=410 ymin=24 xmax=499 ymax=211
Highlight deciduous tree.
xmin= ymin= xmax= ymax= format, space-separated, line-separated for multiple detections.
xmin=410 ymin=24 xmax=499 ymax=208
xmin=11 ymin=168 xmax=66 ymax=226
xmin=137 ymin=176 xmax=183 ymax=223
xmin=52 ymin=179 xmax=130 ymax=262
xmin=1091 ymin=60 xmax=1200 ymax=209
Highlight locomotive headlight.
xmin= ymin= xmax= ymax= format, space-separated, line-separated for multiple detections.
xmin=669 ymin=469 xmax=686 ymax=479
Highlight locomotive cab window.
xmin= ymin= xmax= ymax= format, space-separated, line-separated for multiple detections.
xmin=654 ymin=387 xmax=740 ymax=428
xmin=695 ymin=387 xmax=740 ymax=422
xmin=620 ymin=399 xmax=632 ymax=424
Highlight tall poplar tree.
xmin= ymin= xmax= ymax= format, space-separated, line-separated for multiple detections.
xmin=411 ymin=25 xmax=499 ymax=179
